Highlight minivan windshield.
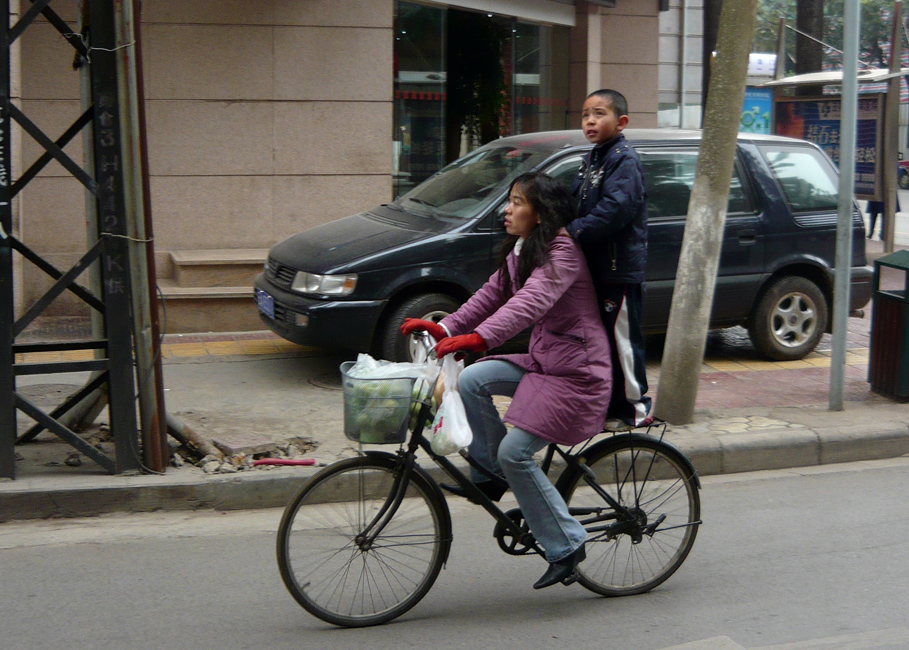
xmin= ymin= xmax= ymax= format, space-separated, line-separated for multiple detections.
xmin=395 ymin=144 xmax=551 ymax=219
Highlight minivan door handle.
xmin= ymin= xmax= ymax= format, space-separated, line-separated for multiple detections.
xmin=738 ymin=229 xmax=757 ymax=245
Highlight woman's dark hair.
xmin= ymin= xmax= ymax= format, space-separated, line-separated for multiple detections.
xmin=497 ymin=172 xmax=576 ymax=293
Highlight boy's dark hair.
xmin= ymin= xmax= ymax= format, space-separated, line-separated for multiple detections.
xmin=587 ymin=88 xmax=628 ymax=117
xmin=497 ymin=172 xmax=576 ymax=292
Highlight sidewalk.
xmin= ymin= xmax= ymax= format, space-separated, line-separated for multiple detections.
xmin=2 ymin=242 xmax=908 ymax=521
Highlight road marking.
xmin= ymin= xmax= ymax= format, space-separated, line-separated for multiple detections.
xmin=660 ymin=637 xmax=745 ymax=650
xmin=753 ymin=627 xmax=909 ymax=649
xmin=658 ymin=628 xmax=909 ymax=650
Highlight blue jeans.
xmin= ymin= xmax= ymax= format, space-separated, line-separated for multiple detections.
xmin=458 ymin=360 xmax=587 ymax=562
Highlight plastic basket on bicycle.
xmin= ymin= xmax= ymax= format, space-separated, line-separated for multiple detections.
xmin=340 ymin=361 xmax=422 ymax=444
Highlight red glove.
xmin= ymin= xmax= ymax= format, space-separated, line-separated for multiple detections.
xmin=400 ymin=318 xmax=447 ymax=342
xmin=435 ymin=332 xmax=487 ymax=357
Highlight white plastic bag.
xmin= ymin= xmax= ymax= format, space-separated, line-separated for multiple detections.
xmin=346 ymin=352 xmax=440 ymax=384
xmin=430 ymin=355 xmax=472 ymax=455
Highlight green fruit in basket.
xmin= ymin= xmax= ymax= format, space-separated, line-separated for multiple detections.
xmin=408 ymin=399 xmax=422 ymax=430
xmin=355 ymin=411 xmax=372 ymax=432
xmin=359 ymin=428 xmax=385 ymax=444
xmin=412 ymin=379 xmax=428 ymax=402
xmin=370 ymin=382 xmax=392 ymax=399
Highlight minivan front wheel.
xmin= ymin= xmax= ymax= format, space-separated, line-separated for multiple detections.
xmin=381 ymin=293 xmax=461 ymax=362
xmin=749 ymin=276 xmax=828 ymax=361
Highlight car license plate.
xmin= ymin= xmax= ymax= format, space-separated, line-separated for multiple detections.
xmin=255 ymin=289 xmax=275 ymax=319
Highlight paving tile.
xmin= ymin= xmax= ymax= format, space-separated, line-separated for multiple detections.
xmin=167 ymin=344 xmax=208 ymax=357
xmin=737 ymin=359 xmax=783 ymax=371
xmin=238 ymin=341 xmax=280 ymax=354
xmin=703 ymin=360 xmax=750 ymax=373
xmin=203 ymin=341 xmax=244 ymax=355
xmin=772 ymin=359 xmax=814 ymax=369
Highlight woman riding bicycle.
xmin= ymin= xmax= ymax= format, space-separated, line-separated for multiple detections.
xmin=401 ymin=172 xmax=612 ymax=590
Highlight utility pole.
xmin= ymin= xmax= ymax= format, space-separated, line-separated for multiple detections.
xmin=882 ymin=1 xmax=901 ymax=254
xmin=654 ymin=0 xmax=759 ymax=424
xmin=829 ymin=0 xmax=861 ymax=411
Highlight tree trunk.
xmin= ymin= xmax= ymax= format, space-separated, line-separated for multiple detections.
xmin=796 ymin=0 xmax=825 ymax=96
xmin=654 ymin=0 xmax=759 ymax=425
xmin=701 ymin=0 xmax=723 ymax=123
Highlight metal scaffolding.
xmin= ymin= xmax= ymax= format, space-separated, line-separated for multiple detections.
xmin=0 ymin=0 xmax=160 ymax=478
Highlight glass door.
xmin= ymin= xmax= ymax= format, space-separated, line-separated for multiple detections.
xmin=393 ymin=3 xmax=446 ymax=197
xmin=393 ymin=2 xmax=570 ymax=198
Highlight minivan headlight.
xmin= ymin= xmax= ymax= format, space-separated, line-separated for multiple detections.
xmin=291 ymin=272 xmax=357 ymax=296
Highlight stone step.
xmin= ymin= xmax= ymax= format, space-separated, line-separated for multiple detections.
xmin=156 ymin=280 xmax=260 ymax=333
xmin=170 ymin=249 xmax=267 ymax=288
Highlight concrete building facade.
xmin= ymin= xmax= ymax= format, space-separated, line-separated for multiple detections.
xmin=18 ymin=0 xmax=668 ymax=332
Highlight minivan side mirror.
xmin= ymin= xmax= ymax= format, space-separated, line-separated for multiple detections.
xmin=495 ymin=203 xmax=507 ymax=228
xmin=480 ymin=203 xmax=507 ymax=230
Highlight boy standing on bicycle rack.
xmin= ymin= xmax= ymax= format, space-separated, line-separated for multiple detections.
xmin=402 ymin=172 xmax=612 ymax=590
xmin=569 ymin=89 xmax=652 ymax=429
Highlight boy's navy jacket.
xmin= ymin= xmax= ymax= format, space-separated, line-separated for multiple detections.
xmin=568 ymin=133 xmax=648 ymax=284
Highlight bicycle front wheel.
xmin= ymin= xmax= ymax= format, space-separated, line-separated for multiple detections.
xmin=561 ymin=435 xmax=700 ymax=596
xmin=277 ymin=455 xmax=450 ymax=627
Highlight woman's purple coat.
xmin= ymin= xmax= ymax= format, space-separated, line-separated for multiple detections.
xmin=440 ymin=232 xmax=612 ymax=445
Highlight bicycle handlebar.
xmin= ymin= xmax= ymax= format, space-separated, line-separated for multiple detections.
xmin=412 ymin=330 xmax=440 ymax=361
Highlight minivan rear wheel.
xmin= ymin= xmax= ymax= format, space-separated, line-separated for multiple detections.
xmin=899 ymin=169 xmax=909 ymax=190
xmin=380 ymin=293 xmax=461 ymax=362
xmin=748 ymin=276 xmax=827 ymax=361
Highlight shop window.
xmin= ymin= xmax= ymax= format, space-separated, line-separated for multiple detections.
xmin=393 ymin=3 xmax=446 ymax=198
xmin=393 ymin=2 xmax=570 ymax=198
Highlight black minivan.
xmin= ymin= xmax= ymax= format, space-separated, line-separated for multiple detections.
xmin=254 ymin=129 xmax=873 ymax=362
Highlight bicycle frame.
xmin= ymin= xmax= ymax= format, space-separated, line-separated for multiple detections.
xmin=356 ymin=392 xmax=662 ymax=554
xmin=355 ymin=332 xmax=699 ymax=554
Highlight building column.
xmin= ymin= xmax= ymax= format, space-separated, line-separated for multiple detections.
xmin=569 ymin=1 xmax=660 ymax=128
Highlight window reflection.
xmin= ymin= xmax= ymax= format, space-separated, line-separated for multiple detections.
xmin=393 ymin=3 xmax=446 ymax=198
xmin=396 ymin=143 xmax=550 ymax=219
xmin=393 ymin=2 xmax=570 ymax=198
xmin=761 ymin=147 xmax=839 ymax=212
xmin=640 ymin=150 xmax=753 ymax=217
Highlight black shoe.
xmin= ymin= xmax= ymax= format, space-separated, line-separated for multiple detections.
xmin=533 ymin=544 xmax=586 ymax=590
xmin=440 ymin=480 xmax=507 ymax=504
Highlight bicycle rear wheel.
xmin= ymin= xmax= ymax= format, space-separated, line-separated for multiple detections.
xmin=561 ymin=435 xmax=700 ymax=596
xmin=277 ymin=454 xmax=450 ymax=627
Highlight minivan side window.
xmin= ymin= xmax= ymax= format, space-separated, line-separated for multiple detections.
xmin=477 ymin=154 xmax=583 ymax=230
xmin=639 ymin=149 xmax=752 ymax=218
xmin=759 ymin=146 xmax=838 ymax=212
xmin=545 ymin=154 xmax=585 ymax=188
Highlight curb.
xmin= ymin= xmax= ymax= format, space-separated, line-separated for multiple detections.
xmin=3 ymin=421 xmax=909 ymax=522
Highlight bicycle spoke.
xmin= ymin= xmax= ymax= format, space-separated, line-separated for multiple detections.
xmin=277 ymin=456 xmax=449 ymax=627
xmin=563 ymin=436 xmax=700 ymax=596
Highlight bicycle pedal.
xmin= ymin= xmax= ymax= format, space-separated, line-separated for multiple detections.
xmin=560 ymin=570 xmax=580 ymax=586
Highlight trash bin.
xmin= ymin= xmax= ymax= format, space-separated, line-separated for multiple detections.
xmin=868 ymin=250 xmax=909 ymax=400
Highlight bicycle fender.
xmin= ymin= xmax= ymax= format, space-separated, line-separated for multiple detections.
xmin=555 ymin=433 xmax=701 ymax=492
xmin=363 ymin=450 xmax=455 ymax=565
xmin=362 ymin=449 xmax=398 ymax=462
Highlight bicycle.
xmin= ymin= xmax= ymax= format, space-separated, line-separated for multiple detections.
xmin=276 ymin=335 xmax=702 ymax=627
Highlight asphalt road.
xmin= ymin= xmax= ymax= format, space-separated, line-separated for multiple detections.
xmin=2 ymin=458 xmax=908 ymax=650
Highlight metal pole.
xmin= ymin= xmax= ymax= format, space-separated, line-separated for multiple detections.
xmin=115 ymin=0 xmax=167 ymax=471
xmin=88 ymin=0 xmax=140 ymax=472
xmin=774 ymin=17 xmax=786 ymax=80
xmin=882 ymin=1 xmax=902 ymax=254
xmin=0 ymin=0 xmax=15 ymax=479
xmin=132 ymin=0 xmax=168 ymax=471
xmin=829 ymin=0 xmax=860 ymax=411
